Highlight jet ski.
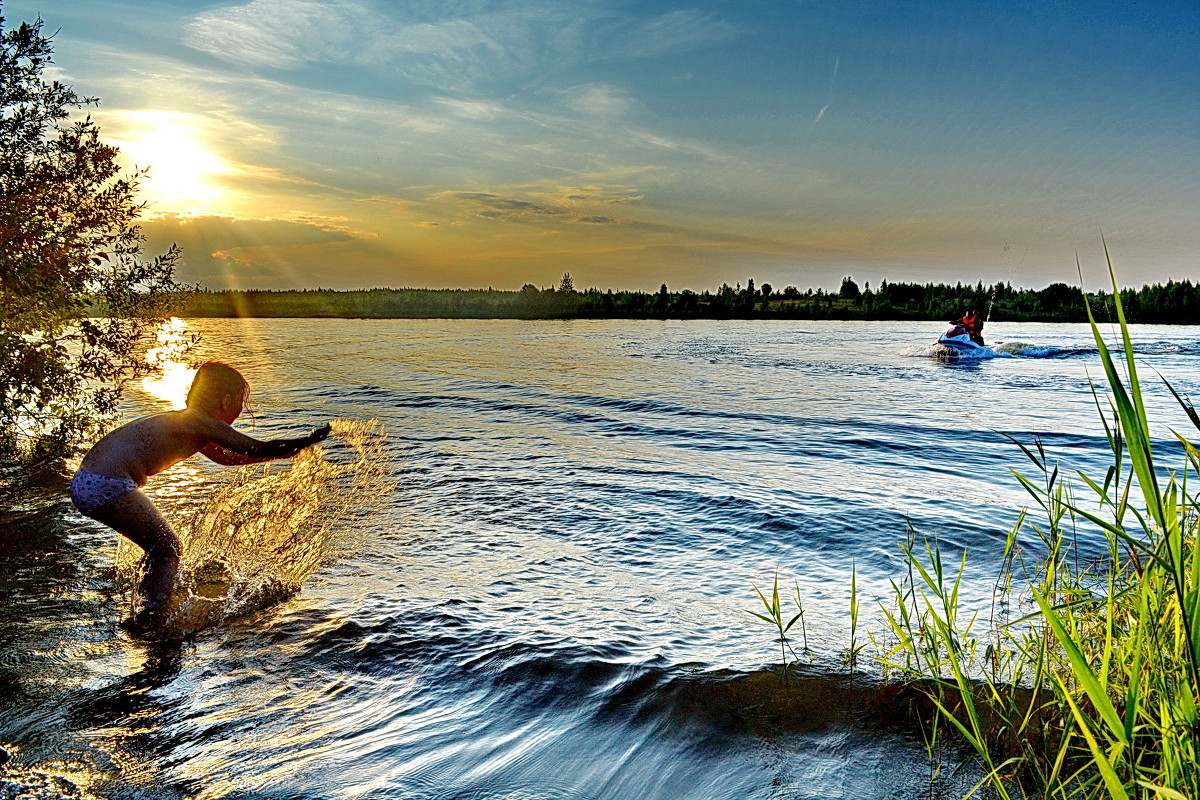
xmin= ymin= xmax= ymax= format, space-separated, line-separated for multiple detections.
xmin=936 ymin=323 xmax=990 ymax=355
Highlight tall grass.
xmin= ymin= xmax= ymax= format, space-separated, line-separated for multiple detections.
xmin=881 ymin=253 xmax=1200 ymax=799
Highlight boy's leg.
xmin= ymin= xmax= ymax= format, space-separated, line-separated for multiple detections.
xmin=90 ymin=489 xmax=182 ymax=620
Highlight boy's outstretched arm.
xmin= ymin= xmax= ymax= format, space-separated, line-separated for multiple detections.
xmin=200 ymin=422 xmax=332 ymax=466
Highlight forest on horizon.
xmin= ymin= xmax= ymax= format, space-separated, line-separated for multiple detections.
xmin=174 ymin=275 xmax=1200 ymax=324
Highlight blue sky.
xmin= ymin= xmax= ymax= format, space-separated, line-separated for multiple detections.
xmin=7 ymin=0 xmax=1198 ymax=291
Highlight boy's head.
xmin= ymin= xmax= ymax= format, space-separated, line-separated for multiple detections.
xmin=186 ymin=361 xmax=249 ymax=423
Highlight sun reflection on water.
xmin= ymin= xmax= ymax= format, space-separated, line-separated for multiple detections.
xmin=141 ymin=318 xmax=196 ymax=409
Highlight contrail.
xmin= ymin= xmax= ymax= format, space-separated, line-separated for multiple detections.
xmin=813 ymin=57 xmax=839 ymax=125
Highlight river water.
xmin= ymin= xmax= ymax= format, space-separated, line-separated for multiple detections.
xmin=2 ymin=318 xmax=1198 ymax=799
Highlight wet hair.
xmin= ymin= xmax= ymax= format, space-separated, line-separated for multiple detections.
xmin=186 ymin=361 xmax=249 ymax=413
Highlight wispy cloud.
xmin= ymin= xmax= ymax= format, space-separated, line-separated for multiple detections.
xmin=561 ymin=84 xmax=636 ymax=118
xmin=184 ymin=1 xmax=740 ymax=92
xmin=603 ymin=9 xmax=739 ymax=60
xmin=813 ymin=57 xmax=839 ymax=125
xmin=184 ymin=0 xmax=366 ymax=69
xmin=430 ymin=186 xmax=639 ymax=226
xmin=547 ymin=185 xmax=645 ymax=206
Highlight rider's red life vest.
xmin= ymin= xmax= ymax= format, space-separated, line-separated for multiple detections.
xmin=961 ymin=313 xmax=982 ymax=334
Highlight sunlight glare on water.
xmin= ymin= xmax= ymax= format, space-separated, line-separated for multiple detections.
xmin=140 ymin=318 xmax=197 ymax=408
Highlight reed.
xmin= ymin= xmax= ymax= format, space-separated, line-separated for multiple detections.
xmin=747 ymin=572 xmax=811 ymax=682
xmin=880 ymin=249 xmax=1200 ymax=799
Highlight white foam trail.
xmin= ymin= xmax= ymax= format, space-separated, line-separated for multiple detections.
xmin=993 ymin=341 xmax=1057 ymax=357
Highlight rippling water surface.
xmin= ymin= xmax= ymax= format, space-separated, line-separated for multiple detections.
xmin=3 ymin=319 xmax=1199 ymax=799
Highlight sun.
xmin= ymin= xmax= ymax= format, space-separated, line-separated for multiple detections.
xmin=116 ymin=114 xmax=230 ymax=211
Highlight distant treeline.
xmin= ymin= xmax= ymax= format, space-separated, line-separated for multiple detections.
xmin=177 ymin=275 xmax=1200 ymax=324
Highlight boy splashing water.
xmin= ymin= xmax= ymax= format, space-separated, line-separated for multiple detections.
xmin=69 ymin=361 xmax=331 ymax=634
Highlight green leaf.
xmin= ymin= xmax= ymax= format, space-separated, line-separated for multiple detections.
xmin=1032 ymin=587 xmax=1129 ymax=746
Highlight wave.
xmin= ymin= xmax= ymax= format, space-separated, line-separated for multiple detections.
xmin=904 ymin=337 xmax=1200 ymax=361
xmin=1136 ymin=341 xmax=1200 ymax=356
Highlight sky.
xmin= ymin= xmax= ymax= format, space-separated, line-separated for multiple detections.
xmin=7 ymin=0 xmax=1199 ymax=292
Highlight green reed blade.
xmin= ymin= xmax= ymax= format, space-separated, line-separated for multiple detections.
xmin=1134 ymin=782 xmax=1189 ymax=800
xmin=1033 ymin=586 xmax=1129 ymax=747
xmin=1083 ymin=256 xmax=1165 ymax=533
xmin=1162 ymin=378 xmax=1200 ymax=435
xmin=1012 ymin=469 xmax=1051 ymax=512
xmin=1089 ymin=377 xmax=1119 ymax=453
xmin=1123 ymin=591 xmax=1146 ymax=742
xmin=957 ymin=756 xmax=1022 ymax=800
xmin=1055 ymin=669 xmax=1131 ymax=800
xmin=999 ymin=431 xmax=1046 ymax=471
xmin=1066 ymin=502 xmax=1156 ymax=561
xmin=752 ymin=581 xmax=775 ymax=616
xmin=1104 ymin=243 xmax=1151 ymax=448
xmin=1078 ymin=470 xmax=1115 ymax=509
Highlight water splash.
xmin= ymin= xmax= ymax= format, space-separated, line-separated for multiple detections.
xmin=989 ymin=341 xmax=1044 ymax=357
xmin=898 ymin=342 xmax=1005 ymax=360
xmin=117 ymin=419 xmax=390 ymax=633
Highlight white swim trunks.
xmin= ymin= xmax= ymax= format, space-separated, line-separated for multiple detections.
xmin=70 ymin=468 xmax=138 ymax=515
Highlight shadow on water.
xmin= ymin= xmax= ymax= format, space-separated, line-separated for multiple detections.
xmin=0 ymin=637 xmax=192 ymax=800
xmin=0 ymin=488 xmax=129 ymax=800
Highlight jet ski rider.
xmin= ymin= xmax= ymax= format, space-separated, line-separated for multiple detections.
xmin=959 ymin=309 xmax=985 ymax=346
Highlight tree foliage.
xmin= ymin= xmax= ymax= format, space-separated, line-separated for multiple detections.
xmin=1 ymin=9 xmax=186 ymax=472
xmin=179 ymin=276 xmax=1200 ymax=324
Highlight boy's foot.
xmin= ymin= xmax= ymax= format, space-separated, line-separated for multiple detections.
xmin=119 ymin=606 xmax=167 ymax=637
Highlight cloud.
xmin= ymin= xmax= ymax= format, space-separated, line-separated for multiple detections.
xmin=184 ymin=0 xmax=367 ymax=68
xmin=539 ymin=184 xmax=645 ymax=208
xmin=604 ymin=9 xmax=739 ymax=60
xmin=430 ymin=185 xmax=641 ymax=226
xmin=78 ymin=8 xmax=737 ymax=212
xmin=561 ymin=84 xmax=635 ymax=118
xmin=184 ymin=1 xmax=740 ymax=92
xmin=141 ymin=214 xmax=356 ymax=284
xmin=453 ymin=192 xmax=562 ymax=222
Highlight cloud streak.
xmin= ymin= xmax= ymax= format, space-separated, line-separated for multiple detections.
xmin=184 ymin=1 xmax=740 ymax=92
xmin=429 ymin=186 xmax=641 ymax=226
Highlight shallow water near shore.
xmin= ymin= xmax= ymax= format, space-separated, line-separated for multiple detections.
xmin=2 ymin=318 xmax=1198 ymax=799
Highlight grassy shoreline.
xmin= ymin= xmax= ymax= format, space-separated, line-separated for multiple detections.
xmin=748 ymin=259 xmax=1200 ymax=797
xmin=876 ymin=263 xmax=1199 ymax=797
